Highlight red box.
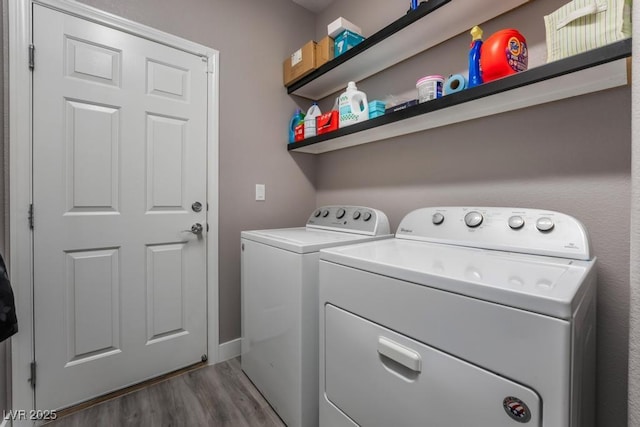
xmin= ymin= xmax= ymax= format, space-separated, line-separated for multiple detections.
xmin=294 ymin=123 xmax=305 ymax=142
xmin=317 ymin=111 xmax=339 ymax=135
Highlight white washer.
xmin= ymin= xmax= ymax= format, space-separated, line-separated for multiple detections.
xmin=319 ymin=207 xmax=596 ymax=427
xmin=241 ymin=206 xmax=391 ymax=427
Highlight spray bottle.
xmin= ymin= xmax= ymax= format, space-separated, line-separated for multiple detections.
xmin=468 ymin=25 xmax=483 ymax=88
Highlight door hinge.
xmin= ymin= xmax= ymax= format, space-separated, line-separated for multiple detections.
xmin=29 ymin=361 xmax=36 ymax=388
xmin=28 ymin=204 xmax=34 ymax=229
xmin=28 ymin=44 xmax=35 ymax=70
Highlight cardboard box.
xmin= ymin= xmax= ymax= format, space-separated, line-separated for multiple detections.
xmin=368 ymin=100 xmax=386 ymax=119
xmin=283 ymin=41 xmax=317 ymax=86
xmin=316 ymin=36 xmax=334 ymax=67
xmin=334 ymin=30 xmax=365 ymax=57
xmin=385 ymin=99 xmax=418 ymax=114
xmin=328 ymin=17 xmax=362 ymax=38
xmin=294 ymin=123 xmax=305 ymax=142
xmin=317 ymin=111 xmax=339 ymax=135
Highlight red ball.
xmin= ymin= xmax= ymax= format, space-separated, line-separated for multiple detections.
xmin=480 ymin=29 xmax=528 ymax=83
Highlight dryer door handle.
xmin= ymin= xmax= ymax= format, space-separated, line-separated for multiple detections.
xmin=377 ymin=336 xmax=422 ymax=373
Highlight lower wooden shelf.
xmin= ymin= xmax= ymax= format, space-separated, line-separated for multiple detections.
xmin=287 ymin=39 xmax=631 ymax=154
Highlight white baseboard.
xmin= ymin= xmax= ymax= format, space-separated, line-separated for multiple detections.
xmin=218 ymin=338 xmax=241 ymax=362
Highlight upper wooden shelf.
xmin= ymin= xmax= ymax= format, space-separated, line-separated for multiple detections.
xmin=288 ymin=39 xmax=631 ymax=154
xmin=286 ymin=0 xmax=530 ymax=100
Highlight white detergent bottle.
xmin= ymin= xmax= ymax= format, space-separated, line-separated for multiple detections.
xmin=304 ymin=102 xmax=322 ymax=138
xmin=338 ymin=81 xmax=369 ymax=128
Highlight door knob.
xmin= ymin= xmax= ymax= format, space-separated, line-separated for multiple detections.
xmin=183 ymin=223 xmax=203 ymax=235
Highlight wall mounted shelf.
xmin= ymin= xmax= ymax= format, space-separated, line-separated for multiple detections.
xmin=288 ymin=39 xmax=631 ymax=154
xmin=286 ymin=0 xmax=530 ymax=100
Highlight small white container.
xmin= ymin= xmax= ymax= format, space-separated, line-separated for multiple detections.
xmin=328 ymin=17 xmax=363 ymax=38
xmin=416 ymin=75 xmax=444 ymax=103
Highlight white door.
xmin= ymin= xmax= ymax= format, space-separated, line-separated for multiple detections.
xmin=32 ymin=5 xmax=209 ymax=410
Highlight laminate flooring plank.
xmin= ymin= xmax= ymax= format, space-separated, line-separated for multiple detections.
xmin=208 ymin=363 xmax=268 ymax=416
xmin=146 ymin=377 xmax=182 ymax=426
xmin=194 ymin=362 xmax=273 ymax=426
xmin=172 ymin=373 xmax=212 ymax=426
xmin=68 ymin=397 xmax=121 ymax=427
xmin=118 ymin=388 xmax=155 ymax=427
xmin=44 ymin=360 xmax=285 ymax=427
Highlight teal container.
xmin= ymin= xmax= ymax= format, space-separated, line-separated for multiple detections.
xmin=289 ymin=108 xmax=305 ymax=143
xmin=334 ymin=30 xmax=365 ymax=57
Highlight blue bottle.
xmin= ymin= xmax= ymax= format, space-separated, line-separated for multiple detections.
xmin=289 ymin=108 xmax=305 ymax=143
xmin=468 ymin=26 xmax=483 ymax=88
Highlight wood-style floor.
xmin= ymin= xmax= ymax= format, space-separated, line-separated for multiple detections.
xmin=45 ymin=358 xmax=286 ymax=427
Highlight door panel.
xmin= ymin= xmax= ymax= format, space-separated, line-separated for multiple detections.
xmin=65 ymin=100 xmax=120 ymax=212
xmin=146 ymin=114 xmax=187 ymax=211
xmin=145 ymin=243 xmax=188 ymax=342
xmin=33 ymin=5 xmax=209 ymax=410
xmin=65 ymin=248 xmax=120 ymax=364
xmin=147 ymin=60 xmax=189 ymax=100
xmin=324 ymin=304 xmax=542 ymax=427
xmin=65 ymin=36 xmax=122 ymax=86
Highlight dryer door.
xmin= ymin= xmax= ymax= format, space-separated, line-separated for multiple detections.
xmin=324 ymin=304 xmax=542 ymax=426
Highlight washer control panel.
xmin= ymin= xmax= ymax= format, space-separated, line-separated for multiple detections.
xmin=397 ymin=207 xmax=591 ymax=260
xmin=307 ymin=206 xmax=391 ymax=236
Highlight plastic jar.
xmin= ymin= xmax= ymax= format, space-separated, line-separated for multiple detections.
xmin=416 ymin=75 xmax=444 ymax=103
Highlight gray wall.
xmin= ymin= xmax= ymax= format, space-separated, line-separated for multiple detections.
xmin=75 ymin=0 xmax=318 ymax=343
xmin=315 ymin=1 xmax=630 ymax=426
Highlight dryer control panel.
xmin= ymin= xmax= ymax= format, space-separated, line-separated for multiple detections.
xmin=307 ymin=206 xmax=391 ymax=236
xmin=396 ymin=207 xmax=591 ymax=260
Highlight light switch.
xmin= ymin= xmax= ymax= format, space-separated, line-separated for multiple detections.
xmin=255 ymin=184 xmax=265 ymax=201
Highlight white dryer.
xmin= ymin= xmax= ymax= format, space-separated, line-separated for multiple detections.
xmin=241 ymin=206 xmax=391 ymax=427
xmin=319 ymin=207 xmax=596 ymax=427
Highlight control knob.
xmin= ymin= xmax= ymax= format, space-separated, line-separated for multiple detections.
xmin=363 ymin=212 xmax=372 ymax=222
xmin=508 ymin=216 xmax=525 ymax=230
xmin=322 ymin=209 xmax=330 ymax=218
xmin=464 ymin=211 xmax=483 ymax=228
xmin=536 ymin=217 xmax=555 ymax=232
xmin=336 ymin=208 xmax=346 ymax=219
xmin=353 ymin=211 xmax=361 ymax=220
xmin=432 ymin=213 xmax=445 ymax=225
xmin=313 ymin=209 xmax=321 ymax=218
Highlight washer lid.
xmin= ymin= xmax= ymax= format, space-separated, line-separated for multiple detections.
xmin=242 ymin=228 xmax=391 ymax=254
xmin=320 ymin=239 xmax=596 ymax=319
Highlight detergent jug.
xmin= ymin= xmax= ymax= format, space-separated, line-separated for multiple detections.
xmin=289 ymin=108 xmax=305 ymax=143
xmin=481 ymin=29 xmax=527 ymax=83
xmin=338 ymin=81 xmax=369 ymax=128
xmin=304 ymin=103 xmax=322 ymax=138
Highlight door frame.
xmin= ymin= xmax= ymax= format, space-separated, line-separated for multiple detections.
xmin=7 ymin=0 xmax=220 ymax=418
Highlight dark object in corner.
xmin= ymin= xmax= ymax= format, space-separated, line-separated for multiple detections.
xmin=0 ymin=254 xmax=18 ymax=342
xmin=408 ymin=0 xmax=428 ymax=13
